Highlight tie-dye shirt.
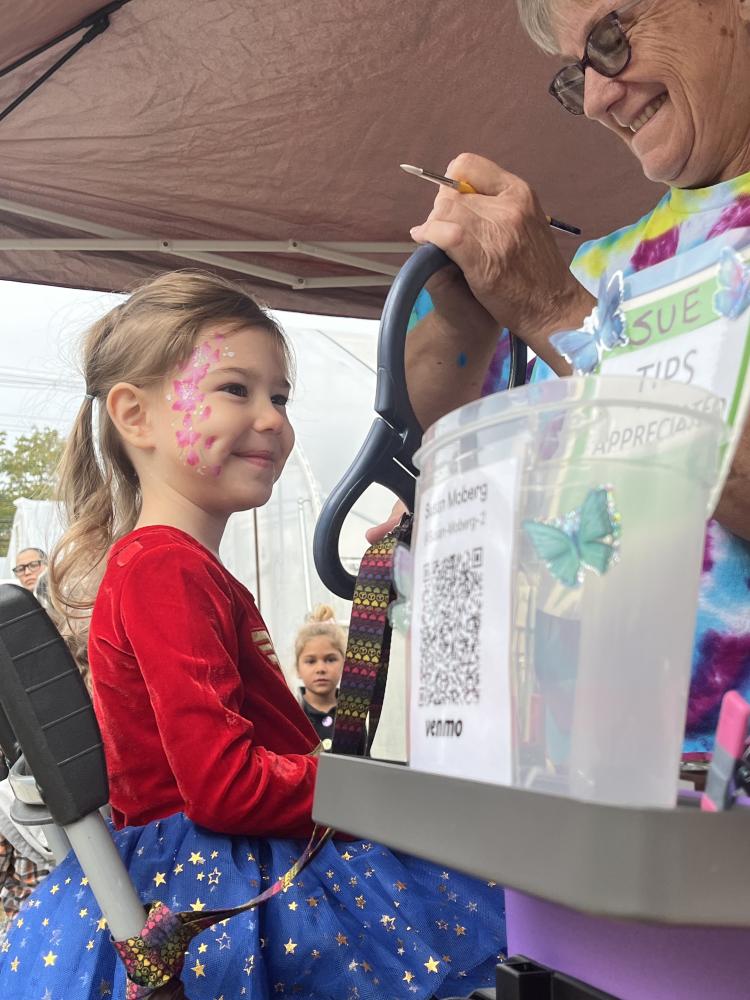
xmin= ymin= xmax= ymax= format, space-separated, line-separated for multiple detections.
xmin=533 ymin=170 xmax=750 ymax=753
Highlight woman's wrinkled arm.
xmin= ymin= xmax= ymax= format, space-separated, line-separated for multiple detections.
xmin=405 ymin=153 xmax=593 ymax=427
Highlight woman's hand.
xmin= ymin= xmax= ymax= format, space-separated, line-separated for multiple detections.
xmin=410 ymin=153 xmax=594 ymax=370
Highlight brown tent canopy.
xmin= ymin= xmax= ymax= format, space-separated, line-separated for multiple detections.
xmin=0 ymin=0 xmax=660 ymax=318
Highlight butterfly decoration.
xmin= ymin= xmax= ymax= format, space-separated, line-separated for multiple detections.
xmin=549 ymin=270 xmax=629 ymax=375
xmin=712 ymin=247 xmax=750 ymax=320
xmin=387 ymin=543 xmax=413 ymax=635
xmin=522 ymin=486 xmax=621 ymax=588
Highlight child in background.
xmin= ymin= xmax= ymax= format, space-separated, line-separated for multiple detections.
xmin=0 ymin=272 xmax=505 ymax=999
xmin=295 ymin=605 xmax=347 ymax=749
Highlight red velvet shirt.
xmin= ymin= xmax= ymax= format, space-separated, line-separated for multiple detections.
xmin=88 ymin=526 xmax=319 ymax=838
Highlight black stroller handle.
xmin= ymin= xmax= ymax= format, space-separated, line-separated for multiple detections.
xmin=313 ymin=243 xmax=527 ymax=598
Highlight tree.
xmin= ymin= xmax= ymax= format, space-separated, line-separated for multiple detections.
xmin=0 ymin=428 xmax=66 ymax=556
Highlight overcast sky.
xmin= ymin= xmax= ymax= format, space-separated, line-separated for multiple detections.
xmin=0 ymin=280 xmax=379 ymax=445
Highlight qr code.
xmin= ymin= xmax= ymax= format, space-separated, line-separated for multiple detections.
xmin=417 ymin=548 xmax=483 ymax=706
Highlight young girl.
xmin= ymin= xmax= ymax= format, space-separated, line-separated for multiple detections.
xmin=295 ymin=606 xmax=347 ymax=749
xmin=0 ymin=272 xmax=506 ymax=999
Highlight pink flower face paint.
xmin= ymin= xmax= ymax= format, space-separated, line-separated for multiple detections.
xmin=166 ymin=333 xmax=226 ymax=476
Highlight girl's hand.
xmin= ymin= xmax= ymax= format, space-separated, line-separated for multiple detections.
xmin=365 ymin=500 xmax=408 ymax=544
xmin=409 ymin=153 xmax=594 ymax=370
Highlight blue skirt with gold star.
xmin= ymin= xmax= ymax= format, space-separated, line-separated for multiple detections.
xmin=0 ymin=812 xmax=506 ymax=999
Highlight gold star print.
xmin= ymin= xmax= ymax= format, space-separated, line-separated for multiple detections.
xmin=349 ymin=876 xmax=358 ymax=887
xmin=395 ymin=881 xmax=407 ymax=891
xmin=403 ymin=971 xmax=414 ymax=984
xmin=361 ymin=961 xmax=372 ymax=973
xmin=306 ymin=896 xmax=319 ymax=907
xmin=198 ymin=943 xmax=208 ymax=954
xmin=247 ymin=852 xmax=255 ymax=862
xmin=43 ymin=951 xmax=58 ymax=967
xmin=10 ymin=957 xmax=19 ymax=972
xmin=341 ymin=851 xmax=353 ymax=861
xmin=190 ymin=898 xmax=206 ymax=911
xmin=191 ymin=959 xmax=205 ymax=978
xmin=467 ymin=901 xmax=478 ymax=912
xmin=189 ymin=851 xmax=205 ymax=865
xmin=197 ymin=872 xmax=205 ymax=881
xmin=441 ymin=872 xmax=450 ymax=880
xmin=311 ymin=949 xmax=321 ymax=959
xmin=81 ymin=876 xmax=89 ymax=885
xmin=41 ymin=918 xmax=49 ymax=928
xmin=97 ymin=917 xmax=107 ymax=931
xmin=454 ymin=924 xmax=466 ymax=936
xmin=173 ymin=863 xmax=184 ymax=875
xmin=436 ymin=919 xmax=448 ymax=931
xmin=288 ymin=901 xmax=298 ymax=911
xmin=211 ymin=850 xmax=219 ymax=859
xmin=87 ymin=940 xmax=95 ymax=951
xmin=100 ymin=980 xmax=112 ymax=996
xmin=424 ymin=956 xmax=441 ymax=974
xmin=332 ymin=883 xmax=341 ymax=893
xmin=50 ymin=884 xmax=60 ymax=895
xmin=442 ymin=954 xmax=452 ymax=963
xmin=364 ymin=867 xmax=374 ymax=878
xmin=65 ymin=877 xmax=71 ymax=884
xmin=284 ymin=938 xmax=298 ymax=955
xmin=15 ymin=918 xmax=23 ymax=928
xmin=335 ymin=932 xmax=348 ymax=946
xmin=207 ymin=868 xmax=222 ymax=885
xmin=325 ymin=869 xmax=335 ymax=879
xmin=0 ymin=940 xmax=9 ymax=952
xmin=153 ymin=872 xmax=166 ymax=887
xmin=380 ymin=914 xmax=396 ymax=931
xmin=348 ymin=959 xmax=359 ymax=971
xmin=355 ymin=895 xmax=366 ymax=909
xmin=79 ymin=908 xmax=89 ymax=918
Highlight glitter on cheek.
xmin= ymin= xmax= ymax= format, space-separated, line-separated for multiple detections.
xmin=169 ymin=333 xmax=228 ymax=473
xmin=176 ymin=429 xmax=201 ymax=448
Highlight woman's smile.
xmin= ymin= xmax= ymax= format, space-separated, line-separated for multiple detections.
xmin=627 ymin=92 xmax=667 ymax=133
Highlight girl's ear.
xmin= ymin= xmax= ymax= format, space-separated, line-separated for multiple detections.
xmin=107 ymin=382 xmax=156 ymax=451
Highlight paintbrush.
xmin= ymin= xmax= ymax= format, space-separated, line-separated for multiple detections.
xmin=400 ymin=163 xmax=581 ymax=236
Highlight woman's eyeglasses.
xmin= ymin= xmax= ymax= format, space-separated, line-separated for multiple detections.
xmin=12 ymin=559 xmax=45 ymax=576
xmin=549 ymin=1 xmax=640 ymax=115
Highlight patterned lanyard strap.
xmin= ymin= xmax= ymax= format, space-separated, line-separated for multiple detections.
xmin=332 ymin=513 xmax=412 ymax=756
xmin=113 ymin=517 xmax=411 ymax=998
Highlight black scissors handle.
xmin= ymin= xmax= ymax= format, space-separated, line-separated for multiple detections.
xmin=313 ymin=243 xmax=526 ymax=599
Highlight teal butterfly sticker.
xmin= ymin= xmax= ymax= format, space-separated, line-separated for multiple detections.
xmin=523 ymin=486 xmax=621 ymax=588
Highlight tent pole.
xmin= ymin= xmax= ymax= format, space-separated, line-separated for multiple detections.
xmin=0 ymin=199 xmax=403 ymax=288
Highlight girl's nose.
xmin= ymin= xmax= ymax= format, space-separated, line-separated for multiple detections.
xmin=583 ymin=65 xmax=627 ymax=123
xmin=254 ymin=398 xmax=286 ymax=433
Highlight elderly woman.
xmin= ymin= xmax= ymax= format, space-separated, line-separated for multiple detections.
xmin=402 ymin=0 xmax=750 ymax=756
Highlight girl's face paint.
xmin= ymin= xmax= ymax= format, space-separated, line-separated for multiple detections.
xmin=155 ymin=323 xmax=294 ymax=515
xmin=166 ymin=333 xmax=225 ymax=475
